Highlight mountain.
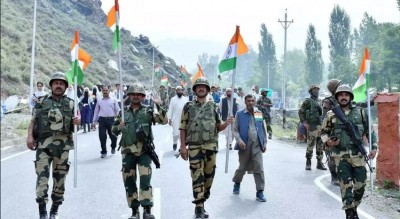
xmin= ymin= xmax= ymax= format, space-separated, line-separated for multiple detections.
xmin=0 ymin=0 xmax=181 ymax=97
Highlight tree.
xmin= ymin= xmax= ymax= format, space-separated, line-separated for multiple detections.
xmin=197 ymin=53 xmax=219 ymax=85
xmin=304 ymin=24 xmax=324 ymax=86
xmin=328 ymin=5 xmax=356 ymax=84
xmin=256 ymin=23 xmax=278 ymax=91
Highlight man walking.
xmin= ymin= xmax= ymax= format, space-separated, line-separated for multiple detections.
xmin=92 ymin=86 xmax=120 ymax=158
xmin=112 ymin=83 xmax=168 ymax=219
xmin=321 ymin=84 xmax=377 ymax=219
xmin=232 ymin=94 xmax=267 ymax=202
xmin=322 ymin=79 xmax=342 ymax=185
xmin=256 ymin=88 xmax=273 ymax=139
xmin=179 ymin=77 xmax=232 ymax=219
xmin=219 ymin=88 xmax=238 ymax=150
xmin=298 ymin=85 xmax=327 ymax=170
xmin=167 ymin=86 xmax=188 ymax=151
xmin=26 ymin=72 xmax=80 ymax=219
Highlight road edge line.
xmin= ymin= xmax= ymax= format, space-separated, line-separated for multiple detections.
xmin=1 ymin=149 xmax=30 ymax=162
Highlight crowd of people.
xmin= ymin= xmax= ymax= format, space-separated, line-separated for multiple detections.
xmin=27 ymin=71 xmax=377 ymax=219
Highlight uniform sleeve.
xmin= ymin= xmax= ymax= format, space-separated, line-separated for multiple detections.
xmin=111 ymin=111 xmax=122 ymax=135
xmin=298 ymin=99 xmax=309 ymax=123
xmin=153 ymin=103 xmax=168 ymax=125
xmin=214 ymin=103 xmax=222 ymax=125
xmin=360 ymin=108 xmax=378 ymax=150
xmin=320 ymin=111 xmax=335 ymax=143
xmin=179 ymin=102 xmax=190 ymax=130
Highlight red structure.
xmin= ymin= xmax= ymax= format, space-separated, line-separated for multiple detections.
xmin=374 ymin=93 xmax=400 ymax=187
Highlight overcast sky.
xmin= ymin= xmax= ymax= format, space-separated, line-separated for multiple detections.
xmin=101 ymin=0 xmax=399 ymax=71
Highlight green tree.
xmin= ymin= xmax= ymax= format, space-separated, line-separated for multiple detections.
xmin=198 ymin=53 xmax=219 ymax=85
xmin=328 ymin=5 xmax=356 ymax=84
xmin=304 ymin=24 xmax=324 ymax=86
xmin=256 ymin=23 xmax=278 ymax=91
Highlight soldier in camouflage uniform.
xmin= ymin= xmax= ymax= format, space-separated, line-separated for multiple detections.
xmin=112 ymin=83 xmax=168 ymax=219
xmin=26 ymin=72 xmax=81 ymax=219
xmin=322 ymin=79 xmax=342 ymax=186
xmin=298 ymin=85 xmax=327 ymax=170
xmin=256 ymin=89 xmax=273 ymax=139
xmin=179 ymin=77 xmax=233 ymax=219
xmin=320 ymin=85 xmax=377 ymax=219
xmin=158 ymin=85 xmax=169 ymax=109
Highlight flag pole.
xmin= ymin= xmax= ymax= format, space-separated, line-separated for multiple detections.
xmin=225 ymin=26 xmax=240 ymax=174
xmin=29 ymin=0 xmax=37 ymax=113
xmin=367 ymin=88 xmax=373 ymax=194
xmin=115 ymin=1 xmax=124 ymax=121
xmin=73 ymin=31 xmax=79 ymax=188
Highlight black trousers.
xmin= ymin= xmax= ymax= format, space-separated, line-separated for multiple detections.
xmin=98 ymin=117 xmax=117 ymax=154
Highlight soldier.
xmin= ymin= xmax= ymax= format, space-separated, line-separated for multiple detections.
xmin=298 ymin=85 xmax=327 ymax=170
xmin=320 ymin=85 xmax=377 ymax=219
xmin=256 ymin=89 xmax=273 ymax=139
xmin=112 ymin=83 xmax=167 ymax=219
xmin=322 ymin=79 xmax=342 ymax=185
xmin=179 ymin=77 xmax=233 ymax=219
xmin=26 ymin=72 xmax=80 ymax=219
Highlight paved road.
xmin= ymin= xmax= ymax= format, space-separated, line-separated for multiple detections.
xmin=1 ymin=124 xmax=380 ymax=219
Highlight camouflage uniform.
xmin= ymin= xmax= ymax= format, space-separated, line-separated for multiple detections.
xmin=320 ymin=85 xmax=378 ymax=216
xmin=158 ymin=86 xmax=169 ymax=109
xmin=112 ymin=83 xmax=167 ymax=218
xmin=33 ymin=95 xmax=74 ymax=205
xmin=256 ymin=90 xmax=273 ymax=138
xmin=298 ymin=85 xmax=326 ymax=170
xmin=180 ymin=100 xmax=221 ymax=208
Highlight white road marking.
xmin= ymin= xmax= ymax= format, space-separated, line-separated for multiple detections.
xmin=1 ymin=149 xmax=30 ymax=162
xmin=314 ymin=174 xmax=375 ymax=219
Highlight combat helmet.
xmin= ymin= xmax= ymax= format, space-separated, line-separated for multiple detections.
xmin=327 ymin=79 xmax=342 ymax=94
xmin=334 ymin=84 xmax=354 ymax=100
xmin=127 ymin=83 xmax=146 ymax=96
xmin=192 ymin=77 xmax=210 ymax=92
xmin=308 ymin=84 xmax=320 ymax=93
xmin=49 ymin=72 xmax=68 ymax=87
xmin=261 ymin=88 xmax=268 ymax=95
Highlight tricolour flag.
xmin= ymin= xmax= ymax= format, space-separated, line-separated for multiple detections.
xmin=66 ymin=31 xmax=91 ymax=85
xmin=180 ymin=65 xmax=188 ymax=81
xmin=218 ymin=25 xmax=248 ymax=73
xmin=107 ymin=0 xmax=120 ymax=51
xmin=191 ymin=63 xmax=205 ymax=84
xmin=352 ymin=48 xmax=370 ymax=102
xmin=160 ymin=75 xmax=168 ymax=86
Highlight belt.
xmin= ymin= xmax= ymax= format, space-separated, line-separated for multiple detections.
xmin=99 ymin=116 xmax=115 ymax=119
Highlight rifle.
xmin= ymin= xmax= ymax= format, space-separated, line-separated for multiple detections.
xmin=331 ymin=106 xmax=373 ymax=172
xmin=136 ymin=124 xmax=161 ymax=169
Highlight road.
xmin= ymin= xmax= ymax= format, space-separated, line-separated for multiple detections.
xmin=1 ymin=124 xmax=380 ymax=219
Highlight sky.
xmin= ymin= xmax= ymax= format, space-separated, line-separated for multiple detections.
xmin=101 ymin=0 xmax=399 ymax=71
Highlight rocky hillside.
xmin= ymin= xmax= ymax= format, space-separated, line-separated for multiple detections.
xmin=1 ymin=0 xmax=180 ymax=98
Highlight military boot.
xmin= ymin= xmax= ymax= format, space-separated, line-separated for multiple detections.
xmin=49 ymin=204 xmax=59 ymax=219
xmin=316 ymin=160 xmax=327 ymax=170
xmin=143 ymin=206 xmax=155 ymax=219
xmin=39 ymin=203 xmax=47 ymax=219
xmin=305 ymin=159 xmax=311 ymax=170
xmin=203 ymin=208 xmax=209 ymax=218
xmin=128 ymin=207 xmax=140 ymax=219
xmin=345 ymin=208 xmax=355 ymax=219
xmin=353 ymin=208 xmax=359 ymax=219
xmin=194 ymin=207 xmax=204 ymax=219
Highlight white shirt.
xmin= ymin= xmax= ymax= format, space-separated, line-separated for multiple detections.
xmin=167 ymin=95 xmax=189 ymax=136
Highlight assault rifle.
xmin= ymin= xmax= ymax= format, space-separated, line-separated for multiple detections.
xmin=137 ymin=124 xmax=161 ymax=169
xmin=331 ymin=106 xmax=373 ymax=172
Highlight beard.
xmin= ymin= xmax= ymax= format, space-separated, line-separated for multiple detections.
xmin=177 ymin=93 xmax=183 ymax=98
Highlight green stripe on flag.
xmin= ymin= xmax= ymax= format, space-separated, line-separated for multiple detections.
xmin=66 ymin=61 xmax=84 ymax=85
xmin=218 ymin=57 xmax=236 ymax=73
xmin=113 ymin=25 xmax=120 ymax=50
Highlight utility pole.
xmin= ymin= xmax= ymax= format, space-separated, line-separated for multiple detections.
xmin=267 ymin=60 xmax=270 ymax=90
xmin=278 ymin=8 xmax=293 ymax=128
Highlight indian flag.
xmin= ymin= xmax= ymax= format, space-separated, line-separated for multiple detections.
xmin=218 ymin=26 xmax=248 ymax=73
xmin=352 ymin=48 xmax=370 ymax=102
xmin=191 ymin=63 xmax=205 ymax=84
xmin=66 ymin=31 xmax=91 ymax=85
xmin=107 ymin=0 xmax=120 ymax=51
xmin=160 ymin=75 xmax=168 ymax=86
xmin=180 ymin=65 xmax=188 ymax=81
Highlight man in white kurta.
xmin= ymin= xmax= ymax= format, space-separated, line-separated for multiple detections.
xmin=167 ymin=86 xmax=189 ymax=151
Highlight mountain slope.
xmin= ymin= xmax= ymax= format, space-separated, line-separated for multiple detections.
xmin=1 ymin=0 xmax=180 ymax=97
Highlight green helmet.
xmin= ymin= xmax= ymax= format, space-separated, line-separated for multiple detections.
xmin=327 ymin=79 xmax=342 ymax=94
xmin=127 ymin=83 xmax=146 ymax=96
xmin=49 ymin=72 xmax=68 ymax=87
xmin=308 ymin=84 xmax=320 ymax=93
xmin=261 ymin=88 xmax=268 ymax=94
xmin=192 ymin=77 xmax=210 ymax=92
xmin=334 ymin=84 xmax=354 ymax=100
